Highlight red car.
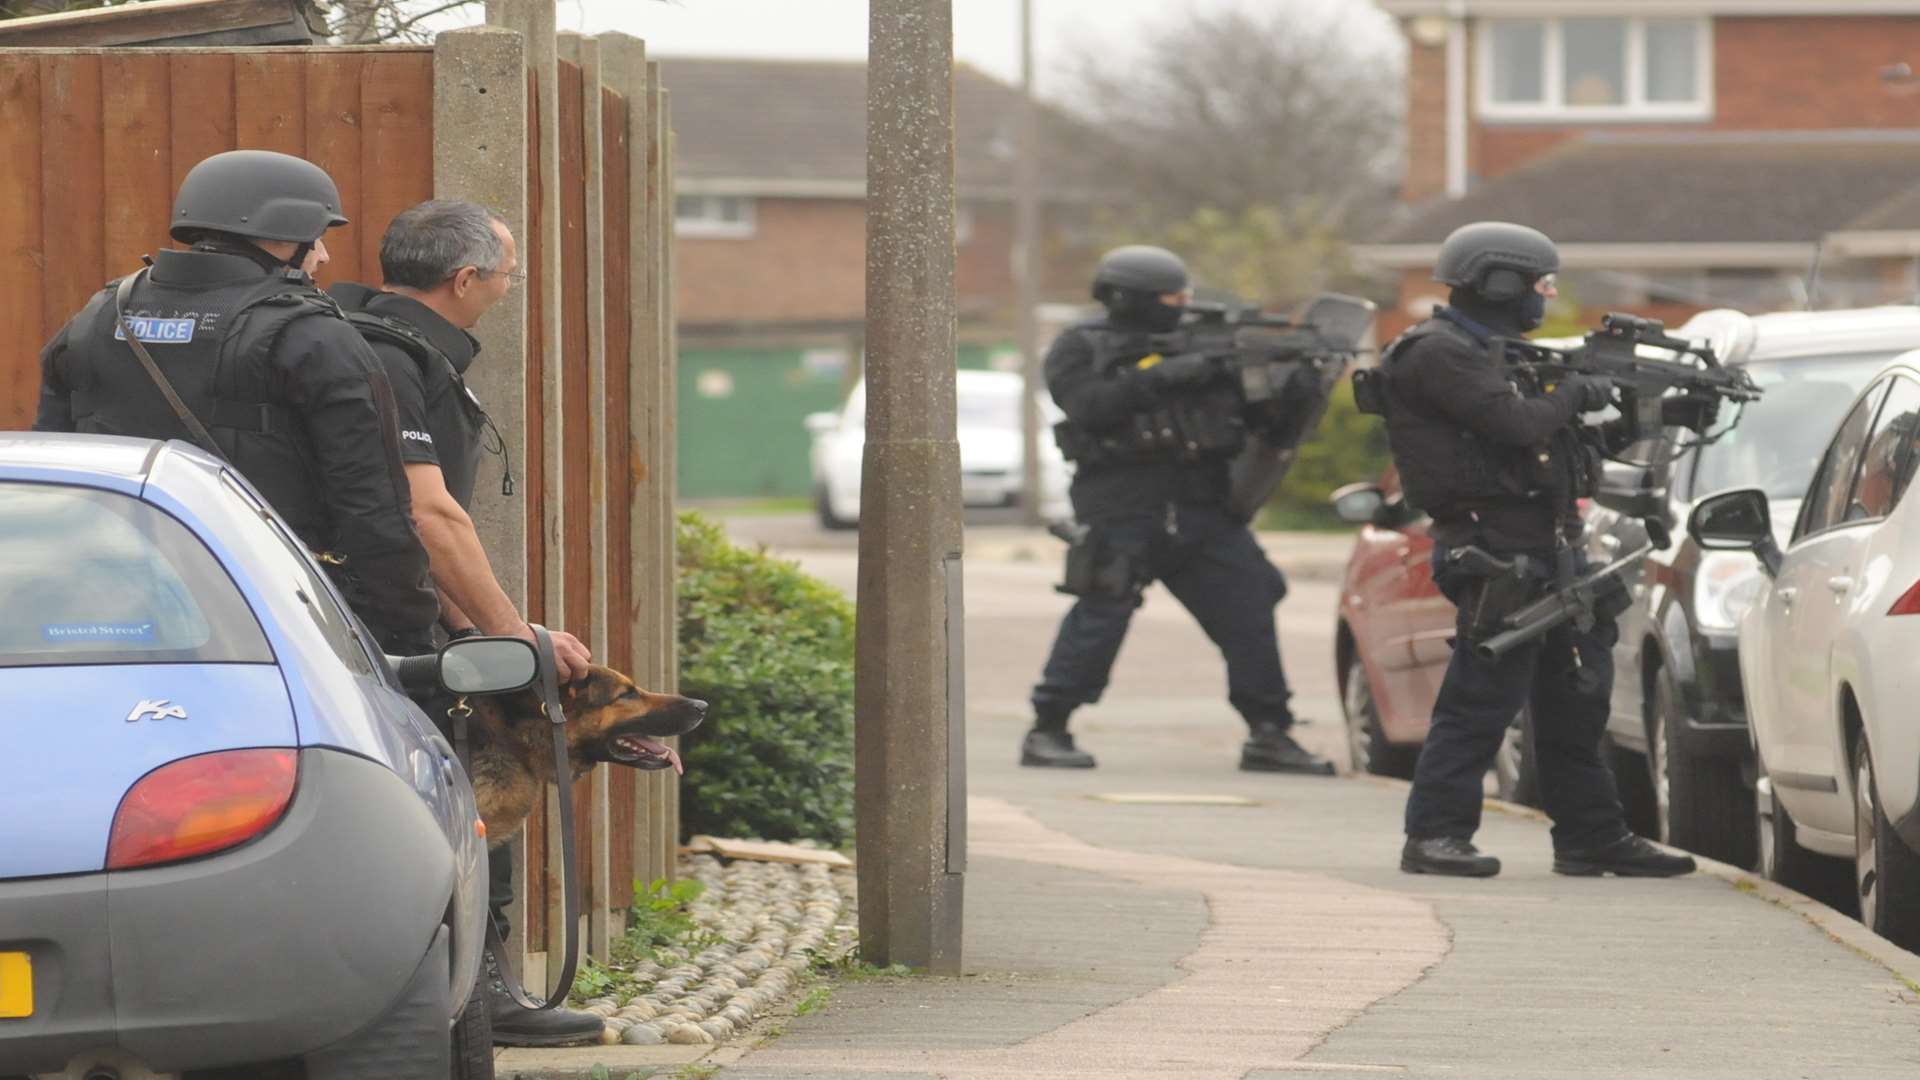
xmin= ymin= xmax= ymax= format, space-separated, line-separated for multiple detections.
xmin=1331 ymin=469 xmax=1537 ymax=802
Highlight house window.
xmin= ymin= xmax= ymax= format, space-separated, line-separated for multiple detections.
xmin=1480 ymin=17 xmax=1710 ymax=120
xmin=675 ymin=194 xmax=756 ymax=238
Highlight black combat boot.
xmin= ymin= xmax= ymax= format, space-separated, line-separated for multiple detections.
xmin=1553 ymin=833 xmax=1697 ymax=878
xmin=1020 ymin=727 xmax=1096 ymax=768
xmin=485 ymin=949 xmax=605 ymax=1047
xmin=1401 ymin=836 xmax=1502 ymax=877
xmin=1239 ymin=721 xmax=1335 ymax=775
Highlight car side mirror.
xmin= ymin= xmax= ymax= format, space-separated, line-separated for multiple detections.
xmin=1330 ymin=481 xmax=1414 ymax=529
xmin=804 ymin=412 xmax=839 ymax=436
xmin=393 ymin=637 xmax=539 ymax=698
xmin=1330 ymin=482 xmax=1384 ymax=525
xmin=1688 ymin=487 xmax=1782 ymax=576
xmin=1593 ymin=461 xmax=1665 ymax=520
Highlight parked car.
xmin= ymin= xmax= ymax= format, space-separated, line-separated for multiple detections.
xmin=1692 ymin=355 xmax=1920 ymax=948
xmin=1331 ymin=470 xmax=1537 ymax=803
xmin=805 ymin=369 xmax=1073 ymax=529
xmin=0 ymin=434 xmax=521 ymax=1080
xmin=1584 ymin=306 xmax=1920 ymax=867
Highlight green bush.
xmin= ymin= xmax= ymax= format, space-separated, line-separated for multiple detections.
xmin=1259 ymin=377 xmax=1390 ymax=530
xmin=675 ymin=511 xmax=856 ymax=845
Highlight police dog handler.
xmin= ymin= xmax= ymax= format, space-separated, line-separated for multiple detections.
xmin=1379 ymin=222 xmax=1700 ymax=879
xmin=34 ymin=150 xmax=437 ymax=655
xmin=331 ymin=200 xmax=602 ymax=1048
xmin=1023 ymin=246 xmax=1333 ymax=776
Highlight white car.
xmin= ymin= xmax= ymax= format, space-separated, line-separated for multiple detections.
xmin=1690 ymin=356 xmax=1920 ymax=950
xmin=805 ymin=369 xmax=1073 ymax=529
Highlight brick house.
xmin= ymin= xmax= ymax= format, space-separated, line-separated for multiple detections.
xmin=1358 ymin=1 xmax=1920 ymax=336
xmin=662 ymin=58 xmax=1107 ymax=499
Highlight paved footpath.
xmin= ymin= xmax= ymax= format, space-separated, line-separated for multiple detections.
xmin=511 ymin=524 xmax=1920 ymax=1079
xmin=715 ymin=535 xmax=1920 ymax=1080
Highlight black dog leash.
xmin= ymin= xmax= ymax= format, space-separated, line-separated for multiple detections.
xmin=465 ymin=624 xmax=581 ymax=1011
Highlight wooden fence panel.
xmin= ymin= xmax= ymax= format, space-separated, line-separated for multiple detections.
xmin=602 ymin=83 xmax=637 ymax=903
xmin=0 ymin=59 xmax=43 ymax=425
xmin=233 ymin=52 xmax=305 ymax=157
xmin=100 ymin=54 xmax=172 ymax=286
xmin=357 ymin=52 xmax=433 ymax=286
xmin=39 ymin=55 xmax=105 ymax=352
xmin=304 ymin=51 xmax=366 ymax=287
xmin=522 ymin=72 xmax=550 ymax=948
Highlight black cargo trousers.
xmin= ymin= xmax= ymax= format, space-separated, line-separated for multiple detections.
xmin=1032 ymin=502 xmax=1297 ymax=730
xmin=1403 ymin=541 xmax=1631 ymax=851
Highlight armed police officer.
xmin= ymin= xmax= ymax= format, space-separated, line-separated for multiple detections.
xmin=34 ymin=150 xmax=437 ymax=655
xmin=1380 ymin=222 xmax=1697 ymax=878
xmin=1023 ymin=246 xmax=1333 ymax=775
xmin=330 ymin=200 xmax=603 ymax=1048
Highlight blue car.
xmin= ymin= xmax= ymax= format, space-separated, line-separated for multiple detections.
xmin=0 ymin=434 xmax=519 ymax=1080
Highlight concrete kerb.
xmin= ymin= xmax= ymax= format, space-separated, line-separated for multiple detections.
xmin=1437 ymin=777 xmax=1920 ymax=990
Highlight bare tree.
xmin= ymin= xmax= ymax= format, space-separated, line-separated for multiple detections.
xmin=322 ymin=0 xmax=482 ymax=43
xmin=1060 ymin=2 xmax=1404 ymax=304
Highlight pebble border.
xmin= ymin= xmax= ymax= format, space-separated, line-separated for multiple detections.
xmin=573 ymin=851 xmax=856 ymax=1046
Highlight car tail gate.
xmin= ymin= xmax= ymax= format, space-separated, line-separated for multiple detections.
xmin=0 ymin=665 xmax=297 ymax=879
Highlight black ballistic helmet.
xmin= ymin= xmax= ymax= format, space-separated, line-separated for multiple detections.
xmin=1091 ymin=245 xmax=1190 ymax=302
xmin=170 ymin=150 xmax=350 ymax=245
xmin=1433 ymin=222 xmax=1559 ymax=302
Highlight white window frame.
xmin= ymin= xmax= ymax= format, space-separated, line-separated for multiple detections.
xmin=1477 ymin=16 xmax=1714 ymax=122
xmin=675 ymin=194 xmax=757 ymax=239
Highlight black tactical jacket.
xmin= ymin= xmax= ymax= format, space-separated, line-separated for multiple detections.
xmin=1046 ymin=316 xmax=1237 ymax=520
xmin=1380 ymin=306 xmax=1583 ymax=551
xmin=34 ymin=249 xmax=438 ymax=650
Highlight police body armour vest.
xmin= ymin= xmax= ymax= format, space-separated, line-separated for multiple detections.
xmin=62 ymin=267 xmax=343 ymax=548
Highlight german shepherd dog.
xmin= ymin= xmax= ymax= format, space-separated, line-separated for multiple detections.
xmin=462 ymin=665 xmax=707 ymax=845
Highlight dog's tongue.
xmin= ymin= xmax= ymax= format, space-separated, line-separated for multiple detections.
xmin=620 ymin=735 xmax=684 ymax=775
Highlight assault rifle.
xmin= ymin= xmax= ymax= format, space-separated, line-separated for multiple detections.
xmin=1158 ymin=293 xmax=1376 ymax=519
xmin=1494 ymin=313 xmax=1763 ymax=440
xmin=1451 ymin=519 xmax=1669 ymax=661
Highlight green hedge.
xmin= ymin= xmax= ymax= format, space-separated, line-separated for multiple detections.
xmin=674 ymin=512 xmax=856 ymax=845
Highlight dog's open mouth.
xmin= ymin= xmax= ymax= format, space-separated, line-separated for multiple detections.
xmin=609 ymin=734 xmax=683 ymax=774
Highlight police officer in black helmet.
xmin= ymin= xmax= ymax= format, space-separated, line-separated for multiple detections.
xmin=34 ymin=150 xmax=437 ymax=655
xmin=1022 ymin=245 xmax=1334 ymax=776
xmin=1384 ymin=221 xmax=1695 ymax=878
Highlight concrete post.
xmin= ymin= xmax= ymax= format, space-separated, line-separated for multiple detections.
xmin=1014 ymin=0 xmax=1043 ymax=527
xmin=857 ymin=0 xmax=966 ymax=976
xmin=431 ymin=22 xmax=531 ymax=977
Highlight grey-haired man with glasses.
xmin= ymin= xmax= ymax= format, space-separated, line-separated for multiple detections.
xmin=331 ymin=199 xmax=602 ymax=1048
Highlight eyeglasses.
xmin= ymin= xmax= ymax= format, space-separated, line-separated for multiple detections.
xmin=1534 ymin=273 xmax=1559 ymax=295
xmin=480 ymin=267 xmax=527 ymax=283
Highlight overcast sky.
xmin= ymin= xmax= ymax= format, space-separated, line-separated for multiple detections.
xmin=514 ymin=0 xmax=1395 ymax=99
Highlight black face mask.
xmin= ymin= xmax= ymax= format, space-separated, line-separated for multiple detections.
xmin=1109 ymin=289 xmax=1186 ymax=333
xmin=1517 ymin=290 xmax=1547 ymax=332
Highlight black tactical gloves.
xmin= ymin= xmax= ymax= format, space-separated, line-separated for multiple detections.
xmin=1139 ymin=351 xmax=1214 ymax=392
xmin=1560 ymin=373 xmax=1615 ymax=414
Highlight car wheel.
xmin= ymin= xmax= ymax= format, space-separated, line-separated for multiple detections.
xmin=1656 ymin=679 xmax=1756 ymax=867
xmin=1853 ymin=737 xmax=1920 ymax=951
xmin=450 ymin=954 xmax=495 ymax=1080
xmin=813 ymin=483 xmax=855 ymax=531
xmin=1341 ymin=657 xmax=1416 ymax=779
xmin=1492 ymin=707 xmax=1539 ymax=807
xmin=1606 ymin=733 xmax=1660 ymax=840
xmin=1756 ymin=755 xmax=1854 ymax=911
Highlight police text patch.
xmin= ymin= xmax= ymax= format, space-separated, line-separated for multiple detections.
xmin=114 ymin=317 xmax=197 ymax=344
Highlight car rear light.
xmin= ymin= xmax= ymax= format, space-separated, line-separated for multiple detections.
xmin=106 ymin=749 xmax=298 ymax=870
xmin=1889 ymin=578 xmax=1920 ymax=616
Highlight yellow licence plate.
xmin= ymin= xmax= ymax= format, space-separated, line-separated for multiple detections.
xmin=0 ymin=952 xmax=31 ymax=1018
